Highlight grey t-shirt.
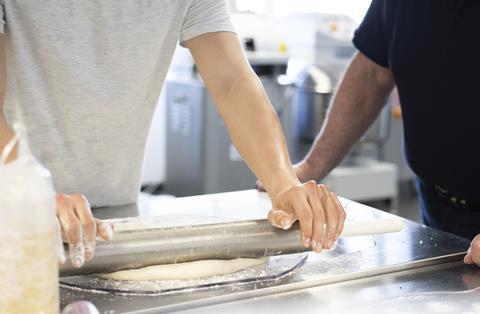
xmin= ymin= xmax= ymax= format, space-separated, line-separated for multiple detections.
xmin=0 ymin=0 xmax=235 ymax=207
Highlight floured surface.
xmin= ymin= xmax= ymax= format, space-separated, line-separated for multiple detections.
xmin=60 ymin=253 xmax=307 ymax=296
xmin=99 ymin=258 xmax=267 ymax=281
xmin=60 ymin=214 xmax=307 ymax=295
xmin=60 ymin=191 xmax=471 ymax=312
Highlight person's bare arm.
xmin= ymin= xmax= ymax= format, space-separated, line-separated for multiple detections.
xmin=0 ymin=35 xmax=14 ymax=159
xmin=295 ymin=52 xmax=395 ymax=181
xmin=187 ymin=33 xmax=296 ymax=200
xmin=185 ymin=32 xmax=346 ymax=251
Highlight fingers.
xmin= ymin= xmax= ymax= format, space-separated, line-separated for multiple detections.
xmin=96 ymin=219 xmax=114 ymax=241
xmin=56 ymin=193 xmax=113 ymax=268
xmin=332 ymin=192 xmax=346 ymax=239
xmin=57 ymin=193 xmax=85 ymax=268
xmin=55 ymin=217 xmax=66 ymax=264
xmin=306 ymin=183 xmax=345 ymax=252
xmin=270 ymin=184 xmax=314 ymax=248
xmin=319 ymin=184 xmax=338 ymax=249
xmin=268 ymin=209 xmax=296 ymax=230
xmin=464 ymin=247 xmax=473 ymax=264
xmin=72 ymin=194 xmax=96 ymax=261
xmin=291 ymin=182 xmax=316 ymax=247
xmin=465 ymin=235 xmax=480 ymax=266
xmin=269 ymin=181 xmax=347 ymax=255
xmin=305 ymin=182 xmax=326 ymax=253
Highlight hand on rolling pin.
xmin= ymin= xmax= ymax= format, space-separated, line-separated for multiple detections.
xmin=464 ymin=234 xmax=480 ymax=267
xmin=56 ymin=193 xmax=113 ymax=268
xmin=268 ymin=181 xmax=346 ymax=253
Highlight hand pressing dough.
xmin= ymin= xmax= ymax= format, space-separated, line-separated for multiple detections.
xmin=99 ymin=257 xmax=267 ymax=281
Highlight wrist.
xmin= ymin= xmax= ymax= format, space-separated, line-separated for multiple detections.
xmin=300 ymin=155 xmax=325 ymax=181
xmin=264 ymin=173 xmax=300 ymax=201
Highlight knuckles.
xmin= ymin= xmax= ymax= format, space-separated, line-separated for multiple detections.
xmin=72 ymin=193 xmax=88 ymax=204
xmin=57 ymin=193 xmax=89 ymax=208
xmin=305 ymin=180 xmax=317 ymax=190
xmin=56 ymin=193 xmax=70 ymax=207
xmin=472 ymin=240 xmax=480 ymax=252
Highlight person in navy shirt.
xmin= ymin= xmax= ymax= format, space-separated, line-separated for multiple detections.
xmin=290 ymin=0 xmax=480 ymax=265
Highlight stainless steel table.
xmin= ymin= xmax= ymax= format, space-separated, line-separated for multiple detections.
xmin=60 ymin=190 xmax=475 ymax=313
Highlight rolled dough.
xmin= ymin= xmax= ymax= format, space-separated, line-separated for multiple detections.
xmin=99 ymin=257 xmax=267 ymax=281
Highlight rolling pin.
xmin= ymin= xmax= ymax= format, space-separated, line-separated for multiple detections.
xmin=59 ymin=217 xmax=404 ymax=277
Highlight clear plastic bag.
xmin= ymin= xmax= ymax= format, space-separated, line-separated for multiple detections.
xmin=0 ymin=123 xmax=60 ymax=313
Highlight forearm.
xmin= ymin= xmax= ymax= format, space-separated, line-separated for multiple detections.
xmin=0 ymin=115 xmax=13 ymax=152
xmin=216 ymin=73 xmax=298 ymax=198
xmin=303 ymin=52 xmax=395 ymax=180
xmin=0 ymin=34 xmax=12 ymax=159
xmin=187 ymin=32 xmax=299 ymax=198
xmin=187 ymin=32 xmax=346 ymax=248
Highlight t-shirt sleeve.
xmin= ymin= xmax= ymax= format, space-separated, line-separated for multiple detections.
xmin=0 ymin=1 xmax=5 ymax=34
xmin=352 ymin=0 xmax=389 ymax=68
xmin=179 ymin=0 xmax=236 ymax=47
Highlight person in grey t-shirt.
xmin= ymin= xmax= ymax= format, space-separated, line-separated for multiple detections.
xmin=0 ymin=0 xmax=345 ymax=267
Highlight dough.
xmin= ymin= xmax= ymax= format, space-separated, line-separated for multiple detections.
xmin=102 ymin=215 xmax=265 ymax=281
xmin=99 ymin=257 xmax=267 ymax=281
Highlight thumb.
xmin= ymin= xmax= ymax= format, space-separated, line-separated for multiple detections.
xmin=464 ymin=247 xmax=473 ymax=264
xmin=268 ymin=209 xmax=296 ymax=230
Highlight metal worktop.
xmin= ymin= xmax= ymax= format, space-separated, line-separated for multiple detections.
xmin=60 ymin=190 xmax=475 ymax=313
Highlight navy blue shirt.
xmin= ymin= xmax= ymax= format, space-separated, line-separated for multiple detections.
xmin=353 ymin=0 xmax=480 ymax=202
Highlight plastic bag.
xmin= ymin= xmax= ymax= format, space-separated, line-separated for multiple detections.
xmin=0 ymin=123 xmax=60 ymax=313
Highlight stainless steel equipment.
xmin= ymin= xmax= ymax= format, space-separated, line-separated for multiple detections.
xmin=291 ymin=66 xmax=332 ymax=160
xmin=292 ymin=66 xmax=332 ymax=142
xmin=291 ymin=64 xmax=391 ymax=162
xmin=61 ymin=219 xmax=306 ymax=277
xmin=60 ymin=191 xmax=471 ymax=313
xmin=59 ymin=217 xmax=404 ymax=277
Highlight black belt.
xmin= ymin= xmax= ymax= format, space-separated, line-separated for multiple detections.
xmin=434 ymin=184 xmax=480 ymax=210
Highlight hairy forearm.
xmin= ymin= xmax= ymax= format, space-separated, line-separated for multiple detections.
xmin=216 ymin=72 xmax=298 ymax=198
xmin=303 ymin=52 xmax=395 ymax=180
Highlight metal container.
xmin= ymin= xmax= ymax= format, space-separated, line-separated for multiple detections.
xmin=291 ymin=66 xmax=333 ymax=161
xmin=292 ymin=66 xmax=333 ymax=142
xmin=291 ymin=65 xmax=392 ymax=163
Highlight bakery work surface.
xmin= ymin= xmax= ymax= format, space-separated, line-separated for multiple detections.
xmin=60 ymin=190 xmax=476 ymax=313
